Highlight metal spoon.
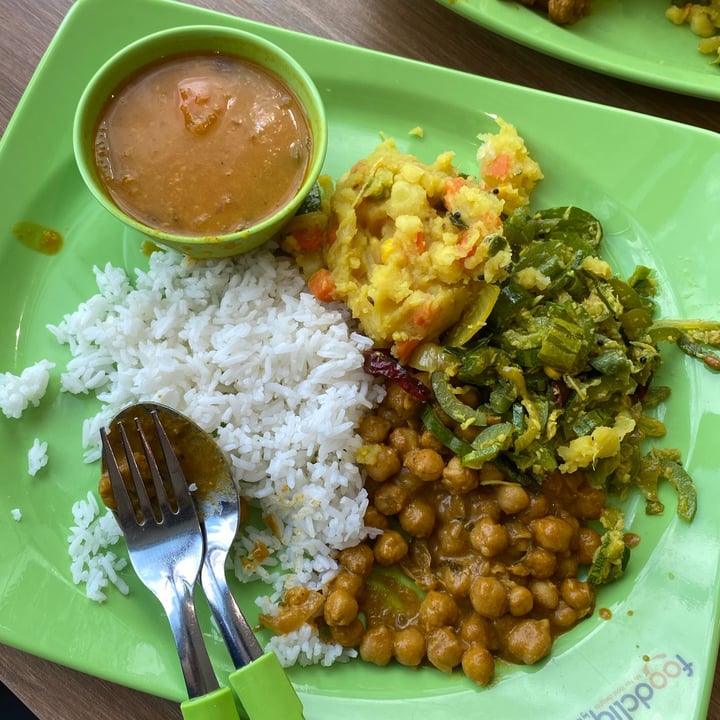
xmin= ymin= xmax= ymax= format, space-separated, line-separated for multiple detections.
xmin=107 ymin=402 xmax=304 ymax=720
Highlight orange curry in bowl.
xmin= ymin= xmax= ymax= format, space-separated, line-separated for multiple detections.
xmin=93 ymin=51 xmax=312 ymax=237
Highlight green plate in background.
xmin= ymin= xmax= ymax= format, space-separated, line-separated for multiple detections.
xmin=436 ymin=0 xmax=720 ymax=100
xmin=1 ymin=0 xmax=720 ymax=718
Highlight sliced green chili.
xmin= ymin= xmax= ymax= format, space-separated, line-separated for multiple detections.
xmin=421 ymin=405 xmax=472 ymax=457
xmin=430 ymin=371 xmax=490 ymax=427
xmin=462 ymin=422 xmax=515 ymax=468
xmin=660 ymin=457 xmax=697 ymax=521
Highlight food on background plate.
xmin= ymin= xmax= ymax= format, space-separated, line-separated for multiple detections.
xmin=503 ymin=0 xmax=720 ymax=65
xmin=512 ymin=0 xmax=591 ymax=26
xmin=4 ymin=117 xmax=719 ymax=683
xmin=666 ymin=0 xmax=720 ymax=63
xmin=94 ymin=51 xmax=313 ymax=236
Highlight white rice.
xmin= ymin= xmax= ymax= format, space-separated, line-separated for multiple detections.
xmin=0 ymin=359 xmax=55 ymax=419
xmin=67 ymin=490 xmax=128 ymax=602
xmin=27 ymin=438 xmax=49 ymax=476
xmin=264 ymin=620 xmax=357 ymax=667
xmin=49 ymin=246 xmax=383 ymax=633
xmin=10 ymin=508 xmax=22 ymax=521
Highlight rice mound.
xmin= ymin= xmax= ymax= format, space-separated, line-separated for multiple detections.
xmin=50 ymin=246 xmax=384 ymax=606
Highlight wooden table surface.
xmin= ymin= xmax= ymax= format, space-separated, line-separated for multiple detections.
xmin=0 ymin=0 xmax=718 ymax=718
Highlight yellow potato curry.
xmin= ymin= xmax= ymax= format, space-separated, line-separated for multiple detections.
xmin=282 ymin=119 xmax=542 ymax=362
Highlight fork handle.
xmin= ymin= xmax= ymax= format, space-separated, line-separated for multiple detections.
xmin=228 ymin=652 xmax=304 ymax=720
xmin=161 ymin=575 xmax=220 ymax=699
xmin=181 ymin=686 xmax=239 ymax=720
xmin=201 ymin=548 xmax=264 ymax=668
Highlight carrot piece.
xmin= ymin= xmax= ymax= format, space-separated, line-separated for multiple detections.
xmin=412 ymin=300 xmax=436 ymax=328
xmin=483 ymin=153 xmax=511 ymax=178
xmin=394 ymin=338 xmax=422 ymax=364
xmin=307 ymin=268 xmax=336 ymax=302
xmin=444 ymin=177 xmax=467 ymax=197
xmin=292 ymin=226 xmax=325 ymax=252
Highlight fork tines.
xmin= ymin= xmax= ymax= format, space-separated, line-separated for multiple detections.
xmin=100 ymin=410 xmax=193 ymax=527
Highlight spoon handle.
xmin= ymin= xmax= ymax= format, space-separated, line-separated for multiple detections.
xmin=201 ymin=546 xmax=264 ymax=667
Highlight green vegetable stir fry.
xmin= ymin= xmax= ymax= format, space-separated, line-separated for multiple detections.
xmin=410 ymin=206 xmax=719 ymax=583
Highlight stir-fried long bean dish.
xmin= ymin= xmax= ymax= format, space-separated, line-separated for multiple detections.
xmin=270 ymin=118 xmax=720 ymax=683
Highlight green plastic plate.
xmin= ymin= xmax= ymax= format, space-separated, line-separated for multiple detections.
xmin=436 ymin=0 xmax=720 ymax=100
xmin=1 ymin=0 xmax=719 ymax=718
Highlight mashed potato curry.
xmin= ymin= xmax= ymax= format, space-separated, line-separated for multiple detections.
xmin=282 ymin=119 xmax=542 ymax=362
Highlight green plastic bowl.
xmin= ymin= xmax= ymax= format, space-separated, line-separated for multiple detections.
xmin=73 ymin=25 xmax=327 ymax=258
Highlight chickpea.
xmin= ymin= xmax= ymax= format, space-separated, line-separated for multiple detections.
xmin=339 ymin=543 xmax=375 ymax=576
xmin=419 ymin=590 xmax=459 ymax=629
xmin=438 ymin=563 xmax=472 ymax=598
xmin=529 ymin=579 xmax=559 ymax=611
xmin=374 ymin=529 xmax=409 ymax=565
xmin=570 ymin=484 xmax=607 ymax=520
xmin=399 ymin=497 xmax=436 ymax=538
xmin=426 ymin=627 xmax=464 ymax=673
xmin=575 ymin=526 xmax=602 ymax=565
xmin=459 ymin=612 xmax=494 ymax=647
xmin=467 ymin=494 xmax=501 ymax=522
xmin=419 ymin=429 xmax=445 ymax=452
xmin=389 ymin=427 xmax=419 ymax=456
xmin=358 ymin=414 xmax=392 ymax=444
xmin=383 ymin=382 xmax=423 ymax=422
xmin=505 ymin=520 xmax=533 ymax=555
xmin=403 ymin=448 xmax=445 ymax=482
xmin=442 ymin=456 xmax=480 ymax=494
xmin=523 ymin=547 xmax=557 ymax=579
xmin=552 ymin=600 xmax=578 ymax=629
xmin=518 ymin=494 xmax=550 ymax=521
xmin=437 ymin=519 xmax=468 ymax=555
xmin=393 ymin=627 xmax=426 ymax=667
xmin=507 ymin=584 xmax=534 ymax=617
xmin=554 ymin=554 xmax=579 ymax=580
xmin=364 ymin=446 xmax=401 ymax=483
xmin=558 ymin=510 xmax=580 ymax=534
xmin=436 ymin=493 xmax=466 ymax=523
xmin=462 ymin=644 xmax=495 ymax=686
xmin=505 ymin=618 xmax=552 ymax=665
xmin=360 ymin=625 xmax=394 ymax=666
xmin=469 ymin=517 xmax=509 ymax=557
xmin=373 ymin=481 xmax=407 ymax=516
xmin=495 ymin=483 xmax=530 ymax=515
xmin=560 ymin=578 xmax=593 ymax=612
xmin=330 ymin=568 xmax=364 ymax=597
xmin=364 ymin=505 xmax=389 ymax=531
xmin=330 ymin=618 xmax=365 ymax=647
xmin=531 ymin=516 xmax=575 ymax=553
xmin=469 ymin=576 xmax=508 ymax=619
xmin=324 ymin=588 xmax=359 ymax=627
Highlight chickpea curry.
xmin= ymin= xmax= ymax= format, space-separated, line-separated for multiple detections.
xmin=263 ymin=118 xmax=720 ymax=685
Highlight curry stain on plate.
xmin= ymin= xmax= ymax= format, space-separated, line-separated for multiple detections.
xmin=12 ymin=221 xmax=63 ymax=254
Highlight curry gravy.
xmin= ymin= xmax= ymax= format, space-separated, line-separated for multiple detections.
xmin=94 ymin=52 xmax=312 ymax=236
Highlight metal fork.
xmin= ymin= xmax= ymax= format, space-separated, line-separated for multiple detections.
xmin=100 ymin=409 xmax=239 ymax=720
